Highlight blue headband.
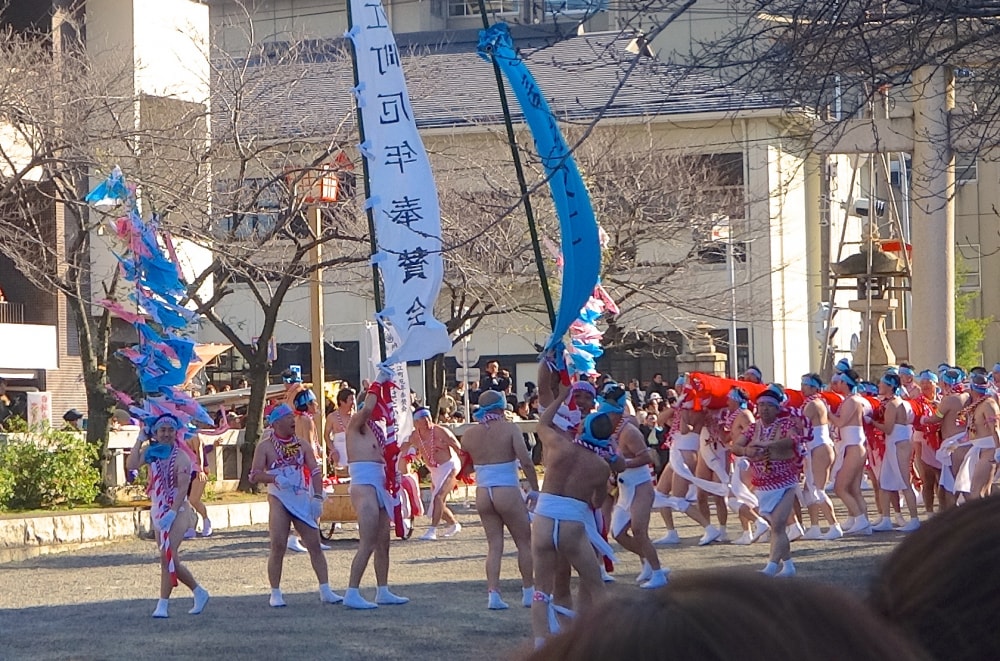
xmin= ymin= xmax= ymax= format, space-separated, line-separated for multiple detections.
xmin=835 ymin=358 xmax=851 ymax=374
xmin=150 ymin=415 xmax=180 ymax=434
xmin=413 ymin=408 xmax=432 ymax=421
xmin=596 ymin=389 xmax=627 ymax=415
xmin=756 ymin=392 xmax=781 ymax=407
xmin=971 ymin=381 xmax=990 ymax=394
xmin=881 ymin=375 xmax=903 ymax=397
xmin=294 ymin=389 xmax=316 ymax=411
xmin=993 ymin=363 xmax=1000 ymax=373
xmin=579 ymin=413 xmax=611 ymax=449
xmin=729 ymin=388 xmax=748 ymax=409
xmin=837 ymin=372 xmax=858 ymax=393
xmin=267 ymin=404 xmax=294 ymax=425
xmin=745 ymin=367 xmax=762 ymax=381
xmin=918 ymin=370 xmax=939 ymax=383
xmin=473 ymin=396 xmax=506 ymax=421
xmin=801 ymin=375 xmax=823 ymax=390
xmin=898 ymin=366 xmax=915 ymax=377
xmin=941 ymin=369 xmax=964 ymax=386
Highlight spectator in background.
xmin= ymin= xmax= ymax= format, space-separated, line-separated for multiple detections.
xmin=469 ymin=379 xmax=482 ymax=406
xmin=481 ymin=361 xmax=508 ymax=393
xmin=627 ymin=378 xmax=645 ymax=410
xmin=62 ymin=409 xmax=85 ymax=432
xmin=438 ymin=388 xmax=457 ymax=421
xmin=647 ymin=373 xmax=668 ymax=400
xmin=205 ymin=383 xmax=217 ymax=395
xmin=0 ymin=378 xmax=11 ymax=429
xmin=236 ymin=378 xmax=249 ymax=389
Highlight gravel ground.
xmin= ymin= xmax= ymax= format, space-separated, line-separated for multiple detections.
xmin=0 ymin=501 xmax=906 ymax=660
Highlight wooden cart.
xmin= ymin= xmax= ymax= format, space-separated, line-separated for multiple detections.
xmin=319 ymin=482 xmax=357 ymax=540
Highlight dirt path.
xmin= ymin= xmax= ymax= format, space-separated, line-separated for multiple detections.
xmin=0 ymin=502 xmax=904 ymax=660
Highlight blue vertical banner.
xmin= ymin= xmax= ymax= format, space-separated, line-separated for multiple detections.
xmin=478 ymin=23 xmax=602 ymax=351
xmin=346 ymin=0 xmax=453 ymax=365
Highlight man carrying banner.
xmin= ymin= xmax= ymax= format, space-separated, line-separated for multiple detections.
xmin=343 ymin=369 xmax=410 ymax=609
xmin=531 ymin=372 xmax=620 ymax=648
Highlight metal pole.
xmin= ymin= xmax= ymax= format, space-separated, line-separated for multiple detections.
xmin=463 ymin=337 xmax=471 ymax=423
xmin=346 ymin=0 xmax=387 ymax=363
xmin=727 ymin=235 xmax=738 ymax=378
xmin=308 ymin=205 xmax=327 ymax=476
xmin=476 ymin=0 xmax=556 ymax=329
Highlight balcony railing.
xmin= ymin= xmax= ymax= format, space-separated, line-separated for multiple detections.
xmin=0 ymin=301 xmax=25 ymax=324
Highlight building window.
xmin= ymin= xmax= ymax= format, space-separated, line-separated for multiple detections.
xmin=957 ymin=243 xmax=981 ymax=292
xmin=956 ymin=152 xmax=977 ymax=183
xmin=543 ymin=0 xmax=606 ymax=14
xmin=449 ymin=0 xmax=519 ymax=16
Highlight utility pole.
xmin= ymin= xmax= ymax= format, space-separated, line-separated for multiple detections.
xmin=309 ymin=205 xmax=326 ymax=476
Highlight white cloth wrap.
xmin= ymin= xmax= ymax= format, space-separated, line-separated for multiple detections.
xmin=610 ymin=466 xmax=653 ymax=537
xmin=913 ymin=431 xmax=942 ymax=469
xmin=666 ymin=447 xmax=728 ymax=499
xmin=673 ymin=431 xmax=700 ymax=452
xmin=727 ymin=457 xmax=758 ymax=512
xmin=756 ymin=485 xmax=795 ymax=515
xmin=936 ymin=431 xmax=971 ymax=494
xmin=427 ymin=452 xmax=460 ymax=520
xmin=267 ymin=464 xmax=317 ymax=528
xmin=807 ymin=424 xmax=833 ymax=451
xmin=534 ymin=492 xmax=617 ymax=562
xmin=348 ymin=461 xmax=394 ymax=513
xmin=830 ymin=426 xmax=866 ymax=482
xmin=954 ymin=437 xmax=995 ymax=494
xmin=699 ymin=437 xmax=730 ymax=484
xmin=475 ymin=460 xmax=520 ymax=502
xmin=331 ymin=431 xmax=348 ymax=468
xmin=879 ymin=423 xmax=912 ymax=492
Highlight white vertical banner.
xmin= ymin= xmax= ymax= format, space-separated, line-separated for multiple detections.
xmin=346 ymin=0 xmax=453 ymax=365
xmin=27 ymin=391 xmax=52 ymax=429
xmin=364 ymin=322 xmax=414 ymax=444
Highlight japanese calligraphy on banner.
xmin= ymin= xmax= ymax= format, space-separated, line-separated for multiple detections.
xmin=477 ymin=24 xmax=601 ymax=351
xmin=363 ymin=321 xmax=415 ymax=444
xmin=346 ymin=0 xmax=452 ymax=365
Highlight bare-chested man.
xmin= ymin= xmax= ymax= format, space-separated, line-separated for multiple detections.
xmin=531 ymin=376 xmax=620 ymax=648
xmin=932 ymin=368 xmax=973 ymax=508
xmin=652 ymin=376 xmax=724 ymax=546
xmin=955 ymin=374 xmax=999 ymax=500
xmin=828 ymin=369 xmax=871 ymax=535
xmin=869 ymin=373 xmax=920 ymax=531
xmin=325 ymin=386 xmax=355 ymax=469
xmin=343 ymin=370 xmax=409 ymax=609
xmin=731 ymin=386 xmax=805 ymax=577
xmin=288 ymin=388 xmax=332 ymax=553
xmin=598 ymin=385 xmax=667 ymax=589
xmin=911 ymin=370 xmax=944 ymax=513
xmin=798 ymin=373 xmax=842 ymax=539
xmin=398 ymin=408 xmax=463 ymax=540
xmin=722 ymin=387 xmax=769 ymax=545
xmin=459 ymin=389 xmax=539 ymax=610
xmin=249 ymin=404 xmax=341 ymax=608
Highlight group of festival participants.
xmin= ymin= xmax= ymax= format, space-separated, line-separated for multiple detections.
xmin=126 ymin=352 xmax=1000 ymax=652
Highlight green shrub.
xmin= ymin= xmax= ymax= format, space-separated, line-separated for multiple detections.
xmin=0 ymin=428 xmax=101 ymax=510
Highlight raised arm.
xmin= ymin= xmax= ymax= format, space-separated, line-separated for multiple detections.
xmin=350 ymin=368 xmax=393 ymax=432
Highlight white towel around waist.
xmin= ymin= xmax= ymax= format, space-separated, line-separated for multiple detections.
xmin=475 ymin=460 xmax=520 ymax=488
xmin=535 ymin=492 xmax=617 ymax=562
xmin=349 ymin=461 xmax=393 ymax=512
xmin=610 ymin=466 xmax=653 ymax=537
xmin=268 ymin=464 xmax=316 ymax=528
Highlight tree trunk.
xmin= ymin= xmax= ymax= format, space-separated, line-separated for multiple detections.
xmin=425 ymin=353 xmax=446 ymax=419
xmin=238 ymin=357 xmax=270 ymax=492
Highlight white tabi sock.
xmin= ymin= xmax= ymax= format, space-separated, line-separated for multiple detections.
xmin=635 ymin=559 xmax=652 ymax=583
xmin=319 ymin=583 xmax=344 ymax=604
xmin=152 ymin=598 xmax=169 ymax=618
xmin=640 ymin=568 xmax=669 ymax=589
xmin=488 ymin=590 xmax=509 ymax=610
xmin=189 ymin=586 xmax=210 ymax=615
xmin=343 ymin=587 xmax=378 ymax=609
xmin=777 ymin=559 xmax=796 ymax=577
xmin=375 ymin=585 xmax=409 ymax=605
xmin=759 ymin=561 xmax=780 ymax=577
xmin=522 ymin=586 xmax=534 ymax=608
xmin=269 ymin=588 xmax=286 ymax=608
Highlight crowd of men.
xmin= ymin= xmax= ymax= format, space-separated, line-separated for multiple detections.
xmin=126 ymin=352 xmax=1000 ymax=653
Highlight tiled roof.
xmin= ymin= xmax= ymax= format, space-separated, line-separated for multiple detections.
xmin=215 ymin=27 xmax=784 ymax=141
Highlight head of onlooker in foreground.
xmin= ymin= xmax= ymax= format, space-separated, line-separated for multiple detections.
xmin=869 ymin=495 xmax=1000 ymax=661
xmin=523 ymin=571 xmax=928 ymax=661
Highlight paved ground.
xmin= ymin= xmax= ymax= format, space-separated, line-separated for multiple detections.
xmin=0 ymin=502 xmax=906 ymax=661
